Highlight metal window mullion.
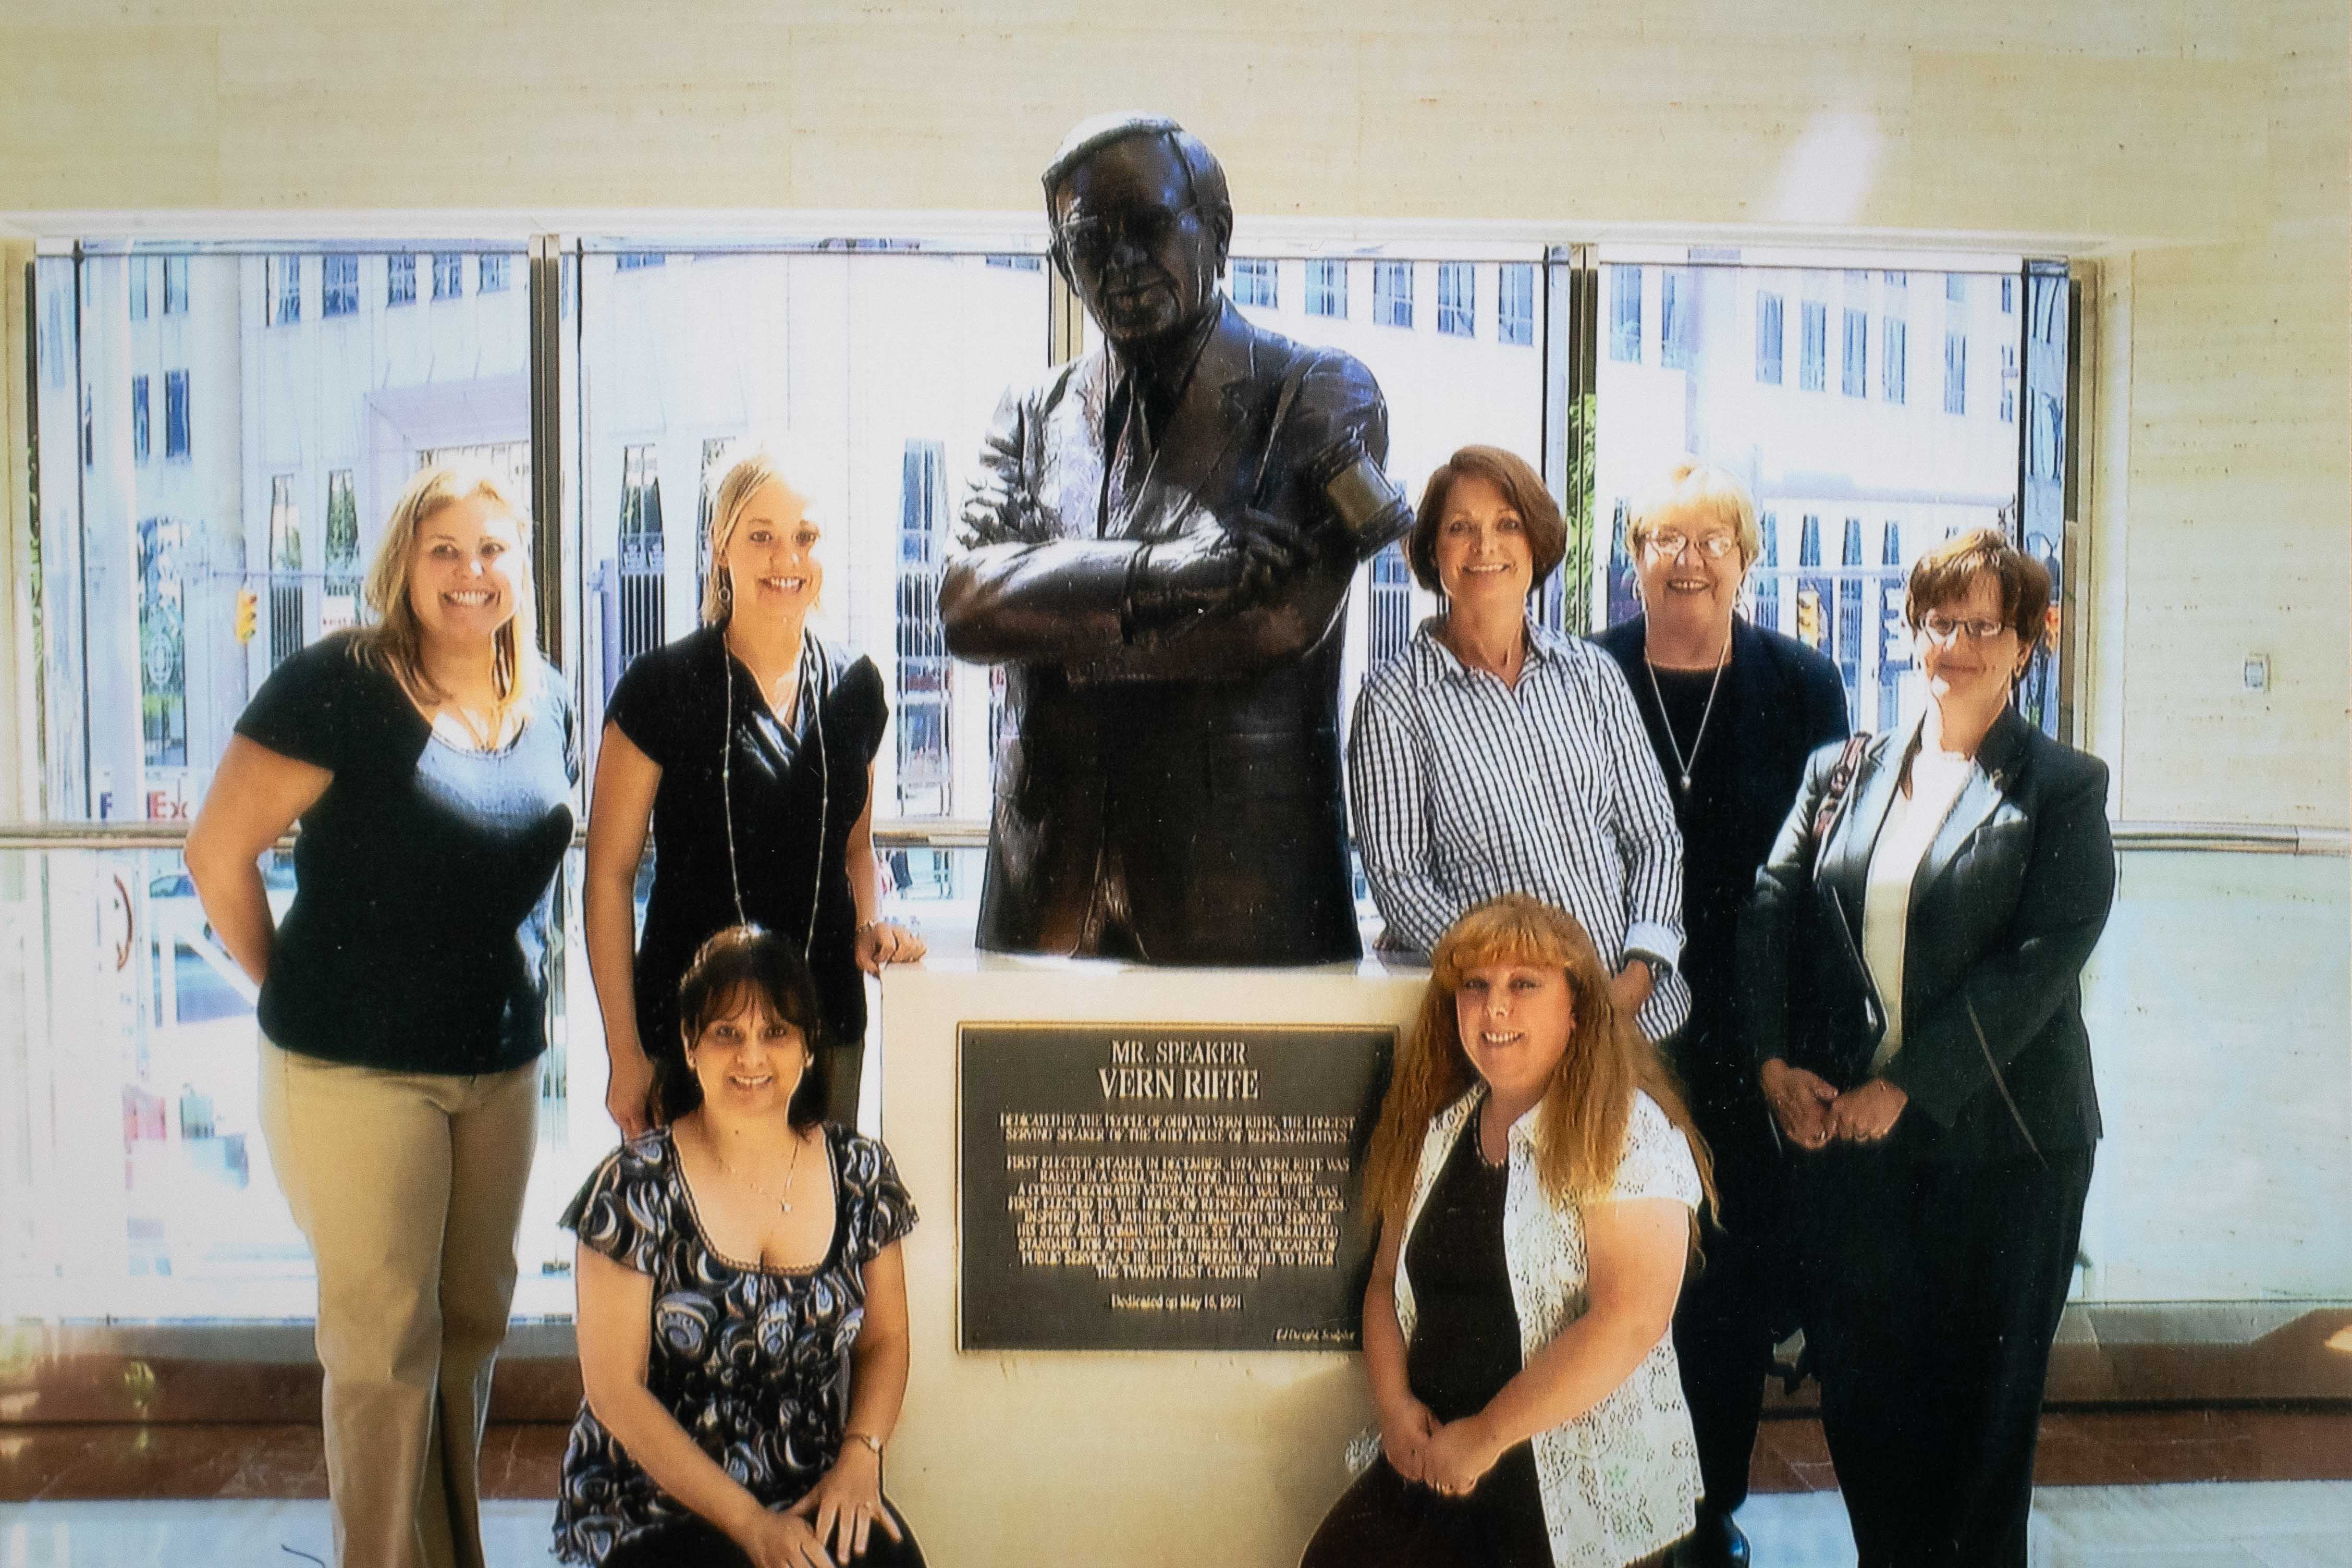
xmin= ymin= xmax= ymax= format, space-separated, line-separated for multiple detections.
xmin=528 ymin=236 xmax=567 ymax=668
xmin=1542 ymin=246 xmax=1598 ymax=633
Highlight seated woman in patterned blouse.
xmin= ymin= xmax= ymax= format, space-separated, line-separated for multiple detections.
xmin=555 ymin=926 xmax=925 ymax=1568
xmin=1303 ymin=896 xmax=1716 ymax=1568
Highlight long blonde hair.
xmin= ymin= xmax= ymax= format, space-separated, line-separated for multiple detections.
xmin=355 ymin=462 xmax=538 ymax=717
xmin=1361 ymin=895 xmax=1717 ymax=1242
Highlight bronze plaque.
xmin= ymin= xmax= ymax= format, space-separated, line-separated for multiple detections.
xmin=958 ymin=1021 xmax=1394 ymax=1352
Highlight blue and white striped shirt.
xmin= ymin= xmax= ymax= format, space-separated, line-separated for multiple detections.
xmin=1348 ymin=618 xmax=1691 ymax=1041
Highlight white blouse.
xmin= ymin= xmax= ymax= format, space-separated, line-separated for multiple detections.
xmin=1389 ymin=1087 xmax=1704 ymax=1568
xmin=1861 ymin=743 xmax=1975 ymax=1071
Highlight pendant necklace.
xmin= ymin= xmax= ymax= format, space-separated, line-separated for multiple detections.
xmin=1643 ymin=630 xmax=1732 ymax=795
xmin=705 ymin=1123 xmax=806 ymax=1215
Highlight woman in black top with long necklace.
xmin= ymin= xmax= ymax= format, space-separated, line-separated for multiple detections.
xmin=1592 ymin=459 xmax=1847 ymax=1568
xmin=586 ymin=445 xmax=924 ymax=1136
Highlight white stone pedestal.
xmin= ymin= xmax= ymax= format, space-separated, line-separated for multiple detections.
xmin=876 ymin=942 xmax=1427 ymax=1568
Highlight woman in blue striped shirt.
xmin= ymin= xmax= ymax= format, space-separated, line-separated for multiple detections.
xmin=1346 ymin=445 xmax=1688 ymax=1044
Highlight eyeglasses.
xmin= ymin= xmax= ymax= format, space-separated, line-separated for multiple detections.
xmin=1054 ymin=204 xmax=1201 ymax=271
xmin=1642 ymin=531 xmax=1740 ymax=562
xmin=1918 ymin=612 xmax=2015 ymax=643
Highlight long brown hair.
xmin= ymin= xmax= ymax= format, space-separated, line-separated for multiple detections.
xmin=1361 ymin=896 xmax=1717 ymax=1243
xmin=354 ymin=462 xmax=538 ymax=719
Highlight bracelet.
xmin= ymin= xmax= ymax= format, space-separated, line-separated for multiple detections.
xmin=844 ymin=1430 xmax=884 ymax=1456
xmin=854 ymin=918 xmax=884 ymax=938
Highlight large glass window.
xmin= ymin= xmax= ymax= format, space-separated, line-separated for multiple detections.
xmin=1595 ymin=252 xmax=2028 ymax=736
xmin=11 ymin=243 xmax=531 ymax=1318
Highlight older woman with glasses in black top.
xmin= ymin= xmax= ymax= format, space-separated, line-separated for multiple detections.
xmin=1594 ymin=459 xmax=1847 ymax=1567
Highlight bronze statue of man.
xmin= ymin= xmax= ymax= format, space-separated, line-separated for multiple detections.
xmin=942 ymin=113 xmax=1408 ymax=965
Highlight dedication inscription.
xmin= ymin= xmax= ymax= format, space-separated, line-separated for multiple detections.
xmin=959 ymin=1022 xmax=1394 ymax=1352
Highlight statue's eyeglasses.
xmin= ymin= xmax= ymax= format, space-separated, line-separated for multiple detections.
xmin=1055 ymin=204 xmax=1202 ymax=270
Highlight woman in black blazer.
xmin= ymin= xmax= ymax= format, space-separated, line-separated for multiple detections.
xmin=1741 ymin=528 xmax=2115 ymax=1568
xmin=1595 ymin=459 xmax=1848 ymax=1568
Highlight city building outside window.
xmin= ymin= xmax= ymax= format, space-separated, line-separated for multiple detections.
xmin=617 ymin=444 xmax=666 ymax=668
xmin=268 ymin=474 xmax=304 ymax=670
xmin=387 ymin=253 xmax=416 ymax=306
xmin=1944 ymin=331 xmax=1968 ymax=415
xmin=1374 ymin=260 xmax=1414 ymax=328
xmin=1306 ymin=258 xmax=1347 ymax=318
xmin=432 ymin=252 xmax=463 ymax=300
xmin=1368 ymin=542 xmax=1413 ymax=672
xmin=1800 ymin=301 xmax=1828 ymax=390
xmin=1231 ymin=258 xmax=1277 ymax=309
xmin=322 ymin=254 xmax=359 ymax=318
xmin=270 ymin=255 xmax=301 ymax=327
xmin=323 ymin=470 xmax=361 ymax=634
xmin=1882 ymin=316 xmax=1907 ymax=403
xmin=129 ymin=258 xmax=149 ymax=321
xmin=897 ymin=440 xmax=953 ymax=816
xmin=1498 ymin=263 xmax=1535 ymax=347
xmin=478 ymin=254 xmax=511 ymax=292
xmin=1609 ymin=266 xmax=1642 ymax=362
xmin=1437 ymin=262 xmax=1474 ymax=338
xmin=131 ymin=375 xmax=149 ymax=463
xmin=163 ymin=370 xmax=190 ymax=458
xmin=136 ymin=516 xmax=188 ymax=768
xmin=1842 ymin=306 xmax=1868 ymax=397
xmin=2002 ymin=275 xmax=2015 ymax=313
xmin=2001 ymin=343 xmax=2019 ymax=423
xmin=162 ymin=255 xmax=188 ymax=314
xmin=1755 ymin=293 xmax=1783 ymax=384
xmin=1662 ymin=270 xmax=1696 ymax=370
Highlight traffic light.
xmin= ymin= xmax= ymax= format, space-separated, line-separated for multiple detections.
xmin=235 ymin=587 xmax=258 ymax=644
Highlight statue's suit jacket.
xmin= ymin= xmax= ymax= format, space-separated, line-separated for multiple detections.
xmin=941 ymin=300 xmax=1387 ymax=965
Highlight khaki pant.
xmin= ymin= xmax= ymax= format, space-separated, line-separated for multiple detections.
xmin=259 ymin=1040 xmax=539 ymax=1568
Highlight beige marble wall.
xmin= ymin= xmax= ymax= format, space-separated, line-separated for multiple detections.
xmin=0 ymin=0 xmax=2343 ymax=824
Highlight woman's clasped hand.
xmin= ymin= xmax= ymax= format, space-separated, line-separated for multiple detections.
xmin=1760 ymin=1059 xmax=1909 ymax=1148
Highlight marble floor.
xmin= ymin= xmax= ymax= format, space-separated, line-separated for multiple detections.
xmin=2 ymin=1485 xmax=2349 ymax=1567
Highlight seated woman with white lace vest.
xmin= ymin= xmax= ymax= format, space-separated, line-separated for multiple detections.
xmin=1301 ymin=895 xmax=1717 ymax=1568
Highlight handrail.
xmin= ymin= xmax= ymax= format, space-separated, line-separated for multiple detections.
xmin=0 ymin=819 xmax=996 ymax=853
xmin=0 ymin=819 xmax=2337 ymax=855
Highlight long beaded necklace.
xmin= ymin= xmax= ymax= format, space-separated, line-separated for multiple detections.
xmin=1643 ymin=628 xmax=1733 ymax=795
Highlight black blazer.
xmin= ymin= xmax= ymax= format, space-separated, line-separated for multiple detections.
xmin=1595 ymin=616 xmax=1848 ymax=1063
xmin=1740 ymin=707 xmax=2116 ymax=1162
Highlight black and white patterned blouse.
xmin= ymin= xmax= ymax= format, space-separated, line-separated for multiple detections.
xmin=551 ymin=1124 xmax=918 ymax=1565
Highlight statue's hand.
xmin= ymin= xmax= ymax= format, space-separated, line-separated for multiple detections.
xmin=1223 ymin=507 xmax=1319 ymax=602
xmin=1122 ymin=509 xmax=1317 ymax=642
xmin=958 ymin=477 xmax=1052 ymax=549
